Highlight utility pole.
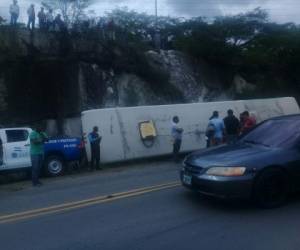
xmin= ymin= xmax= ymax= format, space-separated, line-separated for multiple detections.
xmin=155 ymin=0 xmax=158 ymax=28
xmin=154 ymin=0 xmax=161 ymax=51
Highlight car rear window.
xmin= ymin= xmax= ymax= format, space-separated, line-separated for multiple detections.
xmin=241 ymin=119 xmax=300 ymax=148
xmin=6 ymin=130 xmax=29 ymax=143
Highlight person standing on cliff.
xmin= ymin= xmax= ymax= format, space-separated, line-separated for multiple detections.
xmin=46 ymin=9 xmax=54 ymax=30
xmin=27 ymin=4 xmax=35 ymax=30
xmin=171 ymin=116 xmax=184 ymax=162
xmin=37 ymin=7 xmax=46 ymax=30
xmin=88 ymin=126 xmax=102 ymax=171
xmin=9 ymin=0 xmax=19 ymax=26
xmin=54 ymin=14 xmax=65 ymax=31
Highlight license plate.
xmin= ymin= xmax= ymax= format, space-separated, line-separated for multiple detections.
xmin=183 ymin=174 xmax=192 ymax=185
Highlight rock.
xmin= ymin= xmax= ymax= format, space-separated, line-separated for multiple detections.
xmin=233 ymin=75 xmax=256 ymax=95
xmin=115 ymin=74 xmax=163 ymax=107
xmin=78 ymin=62 xmax=106 ymax=110
xmin=145 ymin=50 xmax=229 ymax=102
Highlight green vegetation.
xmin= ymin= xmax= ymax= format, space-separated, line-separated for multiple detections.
xmin=172 ymin=8 xmax=300 ymax=99
xmin=103 ymin=8 xmax=300 ymax=99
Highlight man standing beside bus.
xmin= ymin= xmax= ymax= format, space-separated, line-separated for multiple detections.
xmin=224 ymin=109 xmax=240 ymax=144
xmin=208 ymin=111 xmax=225 ymax=146
xmin=171 ymin=116 xmax=184 ymax=162
xmin=241 ymin=111 xmax=257 ymax=135
xmin=30 ymin=125 xmax=48 ymax=186
xmin=88 ymin=126 xmax=102 ymax=171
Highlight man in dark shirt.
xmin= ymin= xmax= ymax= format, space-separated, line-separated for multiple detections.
xmin=37 ymin=7 xmax=46 ymax=30
xmin=0 ymin=137 xmax=3 ymax=165
xmin=88 ymin=126 xmax=102 ymax=170
xmin=224 ymin=109 xmax=240 ymax=144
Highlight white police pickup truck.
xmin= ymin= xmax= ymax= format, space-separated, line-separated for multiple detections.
xmin=0 ymin=128 xmax=83 ymax=177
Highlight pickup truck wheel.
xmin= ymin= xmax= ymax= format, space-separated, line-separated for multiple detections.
xmin=45 ymin=155 xmax=65 ymax=177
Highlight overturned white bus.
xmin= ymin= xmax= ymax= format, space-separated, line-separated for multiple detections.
xmin=81 ymin=97 xmax=299 ymax=164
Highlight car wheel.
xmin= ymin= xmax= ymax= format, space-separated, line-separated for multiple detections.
xmin=45 ymin=155 xmax=65 ymax=177
xmin=253 ymin=168 xmax=288 ymax=208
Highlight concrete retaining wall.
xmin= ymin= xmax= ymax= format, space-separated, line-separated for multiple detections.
xmin=81 ymin=97 xmax=300 ymax=163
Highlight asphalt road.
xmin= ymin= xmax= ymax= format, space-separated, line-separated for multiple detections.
xmin=1 ymin=160 xmax=300 ymax=250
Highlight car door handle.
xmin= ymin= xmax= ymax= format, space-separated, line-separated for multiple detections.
xmin=24 ymin=144 xmax=30 ymax=147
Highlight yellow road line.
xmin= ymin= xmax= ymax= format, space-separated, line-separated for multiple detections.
xmin=0 ymin=181 xmax=181 ymax=224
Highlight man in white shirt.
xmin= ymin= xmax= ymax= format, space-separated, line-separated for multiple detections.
xmin=171 ymin=116 xmax=184 ymax=162
xmin=9 ymin=0 xmax=19 ymax=26
xmin=208 ymin=111 xmax=225 ymax=146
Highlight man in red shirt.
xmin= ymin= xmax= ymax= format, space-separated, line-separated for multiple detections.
xmin=241 ymin=111 xmax=256 ymax=134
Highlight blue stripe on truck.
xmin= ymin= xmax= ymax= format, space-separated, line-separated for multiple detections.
xmin=44 ymin=138 xmax=82 ymax=162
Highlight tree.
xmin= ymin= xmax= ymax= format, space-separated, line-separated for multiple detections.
xmin=104 ymin=8 xmax=180 ymax=42
xmin=41 ymin=0 xmax=93 ymax=24
xmin=173 ymin=8 xmax=270 ymax=67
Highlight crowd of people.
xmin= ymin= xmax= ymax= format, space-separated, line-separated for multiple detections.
xmin=4 ymin=0 xmax=166 ymax=46
xmin=171 ymin=110 xmax=257 ymax=161
xmin=8 ymin=0 xmax=66 ymax=31
xmin=206 ymin=110 xmax=256 ymax=147
xmin=6 ymin=0 xmax=115 ymax=32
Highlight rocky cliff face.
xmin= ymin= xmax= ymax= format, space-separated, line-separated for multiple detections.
xmin=0 ymin=27 xmax=250 ymax=135
xmin=77 ymin=49 xmax=236 ymax=112
xmin=146 ymin=50 xmax=232 ymax=102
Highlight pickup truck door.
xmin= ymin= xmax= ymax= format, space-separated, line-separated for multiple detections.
xmin=3 ymin=129 xmax=31 ymax=169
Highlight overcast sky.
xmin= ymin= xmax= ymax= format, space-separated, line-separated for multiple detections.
xmin=1 ymin=0 xmax=300 ymax=23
